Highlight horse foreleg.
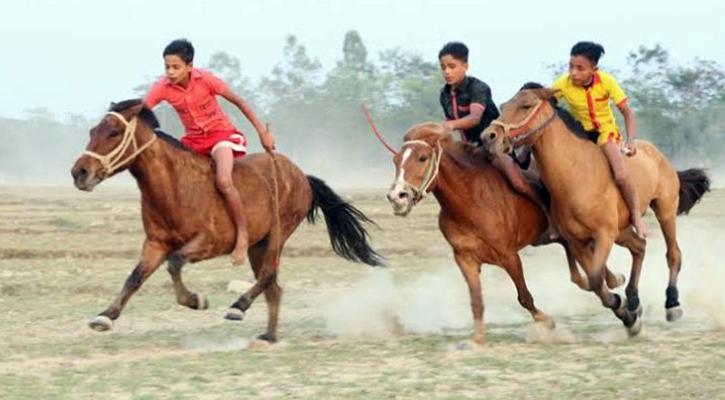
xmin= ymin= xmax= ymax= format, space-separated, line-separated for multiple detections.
xmin=500 ymin=253 xmax=554 ymax=328
xmin=89 ymin=240 xmax=169 ymax=332
xmin=575 ymin=235 xmax=640 ymax=335
xmin=558 ymin=240 xmax=623 ymax=291
xmin=561 ymin=241 xmax=590 ymax=290
xmin=454 ymin=251 xmax=485 ymax=345
xmin=167 ymin=233 xmax=211 ymax=310
xmin=615 ymin=228 xmax=647 ymax=318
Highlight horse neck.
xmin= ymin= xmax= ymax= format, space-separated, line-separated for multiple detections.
xmin=531 ymin=118 xmax=597 ymax=196
xmin=431 ymin=141 xmax=480 ymax=220
xmin=128 ymin=129 xmax=213 ymax=210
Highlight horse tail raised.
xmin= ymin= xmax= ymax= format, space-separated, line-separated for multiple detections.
xmin=306 ymin=175 xmax=383 ymax=266
xmin=677 ymin=168 xmax=710 ymax=215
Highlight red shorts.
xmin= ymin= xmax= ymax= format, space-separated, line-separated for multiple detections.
xmin=181 ymin=130 xmax=248 ymax=158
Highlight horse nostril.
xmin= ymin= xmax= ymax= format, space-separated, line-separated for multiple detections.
xmin=489 ymin=133 xmax=496 ymax=140
xmin=398 ymin=191 xmax=409 ymax=200
xmin=386 ymin=193 xmax=394 ymax=202
xmin=73 ymin=167 xmax=88 ymax=181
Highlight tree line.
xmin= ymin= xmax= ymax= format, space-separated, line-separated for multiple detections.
xmin=1 ymin=32 xmax=722 ymax=184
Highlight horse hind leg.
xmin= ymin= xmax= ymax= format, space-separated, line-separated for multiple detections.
xmin=652 ymin=199 xmax=683 ymax=322
xmin=225 ymin=236 xmax=283 ymax=343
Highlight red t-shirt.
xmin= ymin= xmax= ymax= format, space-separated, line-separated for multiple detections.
xmin=145 ymin=68 xmax=237 ymax=136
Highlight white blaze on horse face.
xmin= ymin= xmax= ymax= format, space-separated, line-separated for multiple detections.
xmin=396 ymin=148 xmax=413 ymax=187
xmin=388 ymin=148 xmax=413 ymax=211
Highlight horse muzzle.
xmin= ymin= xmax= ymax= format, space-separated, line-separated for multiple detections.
xmin=387 ymin=185 xmax=414 ymax=216
xmin=71 ymin=156 xmax=104 ymax=192
xmin=481 ymin=127 xmax=513 ymax=155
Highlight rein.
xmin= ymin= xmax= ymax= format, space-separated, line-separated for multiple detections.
xmin=490 ymin=100 xmax=557 ymax=145
xmin=360 ymin=104 xmax=441 ymax=204
xmin=84 ymin=112 xmax=157 ymax=175
xmin=267 ymin=151 xmax=282 ymax=269
xmin=401 ymin=139 xmax=443 ymax=204
xmin=361 ymin=104 xmax=397 ymax=154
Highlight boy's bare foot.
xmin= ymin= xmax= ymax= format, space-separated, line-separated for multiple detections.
xmin=231 ymin=231 xmax=248 ymax=266
xmin=546 ymin=214 xmax=560 ymax=240
xmin=632 ymin=218 xmax=647 ymax=239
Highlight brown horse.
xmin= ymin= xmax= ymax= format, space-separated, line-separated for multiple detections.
xmin=483 ymin=88 xmax=709 ymax=335
xmin=71 ymin=99 xmax=381 ymax=342
xmin=385 ymin=122 xmax=625 ymax=344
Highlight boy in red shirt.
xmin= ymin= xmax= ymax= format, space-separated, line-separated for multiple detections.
xmin=145 ymin=39 xmax=275 ymax=265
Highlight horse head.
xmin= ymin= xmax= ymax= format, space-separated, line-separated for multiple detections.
xmin=482 ymin=88 xmax=558 ymax=155
xmin=71 ymin=99 xmax=156 ymax=191
xmin=387 ymin=122 xmax=450 ymax=216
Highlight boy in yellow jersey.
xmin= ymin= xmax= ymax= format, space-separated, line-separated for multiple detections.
xmin=552 ymin=41 xmax=645 ymax=238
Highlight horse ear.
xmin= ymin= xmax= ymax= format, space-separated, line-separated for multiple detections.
xmin=530 ymin=88 xmax=560 ymax=101
xmin=122 ymin=102 xmax=145 ymax=119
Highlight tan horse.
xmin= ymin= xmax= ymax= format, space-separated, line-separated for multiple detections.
xmin=386 ymin=122 xmax=627 ymax=344
xmin=71 ymin=99 xmax=381 ymax=342
xmin=483 ymin=88 xmax=710 ymax=335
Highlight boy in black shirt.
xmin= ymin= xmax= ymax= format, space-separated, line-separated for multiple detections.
xmin=439 ymin=42 xmax=551 ymax=233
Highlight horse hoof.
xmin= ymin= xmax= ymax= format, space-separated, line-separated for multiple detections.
xmin=89 ymin=315 xmax=113 ymax=332
xmin=666 ymin=306 xmax=683 ymax=322
xmin=627 ymin=315 xmax=643 ymax=337
xmin=633 ymin=304 xmax=643 ymax=318
xmin=536 ymin=318 xmax=556 ymax=330
xmin=257 ymin=333 xmax=277 ymax=343
xmin=224 ymin=308 xmax=245 ymax=321
xmin=195 ymin=295 xmax=209 ymax=310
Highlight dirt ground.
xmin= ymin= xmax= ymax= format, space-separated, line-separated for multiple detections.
xmin=1 ymin=183 xmax=724 ymax=399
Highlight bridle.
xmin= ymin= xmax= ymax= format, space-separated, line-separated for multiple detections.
xmin=84 ymin=112 xmax=157 ymax=175
xmin=398 ymin=139 xmax=443 ymax=204
xmin=489 ymin=99 xmax=557 ymax=145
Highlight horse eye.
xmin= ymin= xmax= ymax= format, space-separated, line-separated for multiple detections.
xmin=418 ymin=156 xmax=428 ymax=163
xmin=109 ymin=130 xmax=121 ymax=137
xmin=521 ymin=104 xmax=533 ymax=110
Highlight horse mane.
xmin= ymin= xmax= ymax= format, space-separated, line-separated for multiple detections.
xmin=109 ymin=99 xmax=191 ymax=152
xmin=519 ymin=82 xmax=594 ymax=142
xmin=404 ymin=122 xmax=491 ymax=169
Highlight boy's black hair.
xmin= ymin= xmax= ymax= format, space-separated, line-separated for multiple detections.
xmin=570 ymin=41 xmax=605 ymax=65
xmin=163 ymin=39 xmax=194 ymax=64
xmin=438 ymin=42 xmax=469 ymax=63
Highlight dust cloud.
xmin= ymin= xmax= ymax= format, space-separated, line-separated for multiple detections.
xmin=323 ymin=204 xmax=725 ymax=341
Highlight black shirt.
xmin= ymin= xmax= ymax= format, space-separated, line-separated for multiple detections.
xmin=440 ymin=76 xmax=500 ymax=145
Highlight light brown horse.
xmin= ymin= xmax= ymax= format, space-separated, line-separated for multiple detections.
xmin=483 ymin=88 xmax=710 ymax=335
xmin=385 ymin=122 xmax=625 ymax=344
xmin=71 ymin=99 xmax=381 ymax=342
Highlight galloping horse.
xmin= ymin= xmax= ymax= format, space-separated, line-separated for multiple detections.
xmin=385 ymin=122 xmax=625 ymax=344
xmin=71 ymin=99 xmax=381 ymax=342
xmin=483 ymin=88 xmax=709 ymax=335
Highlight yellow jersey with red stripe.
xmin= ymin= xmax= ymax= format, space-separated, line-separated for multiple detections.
xmin=552 ymin=71 xmax=628 ymax=146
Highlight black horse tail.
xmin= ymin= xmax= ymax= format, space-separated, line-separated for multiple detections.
xmin=306 ymin=175 xmax=383 ymax=266
xmin=677 ymin=168 xmax=710 ymax=215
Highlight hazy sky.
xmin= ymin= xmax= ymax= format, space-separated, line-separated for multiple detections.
xmin=1 ymin=0 xmax=724 ymax=120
